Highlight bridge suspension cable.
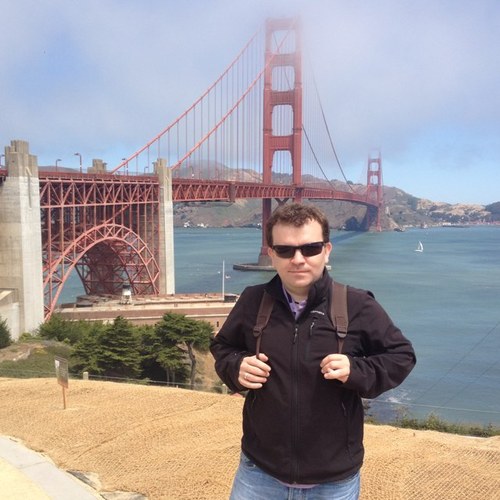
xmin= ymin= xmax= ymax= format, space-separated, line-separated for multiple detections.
xmin=114 ymin=24 xmax=299 ymax=181
xmin=308 ymin=68 xmax=355 ymax=192
xmin=111 ymin=26 xmax=266 ymax=176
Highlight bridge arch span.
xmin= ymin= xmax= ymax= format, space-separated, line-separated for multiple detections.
xmin=44 ymin=223 xmax=160 ymax=317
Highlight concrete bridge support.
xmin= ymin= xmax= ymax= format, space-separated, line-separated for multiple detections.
xmin=0 ymin=140 xmax=44 ymax=340
xmin=155 ymin=159 xmax=175 ymax=295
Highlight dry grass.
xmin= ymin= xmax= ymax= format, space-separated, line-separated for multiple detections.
xmin=0 ymin=377 xmax=499 ymax=499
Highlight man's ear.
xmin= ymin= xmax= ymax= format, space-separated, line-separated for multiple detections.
xmin=324 ymin=242 xmax=333 ymax=262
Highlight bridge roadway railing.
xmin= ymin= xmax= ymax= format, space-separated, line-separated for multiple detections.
xmin=171 ymin=179 xmax=373 ymax=206
xmin=37 ymin=171 xmax=375 ymax=207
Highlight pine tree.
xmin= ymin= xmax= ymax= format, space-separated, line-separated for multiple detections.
xmin=72 ymin=323 xmax=106 ymax=375
xmin=95 ymin=316 xmax=142 ymax=379
xmin=141 ymin=324 xmax=187 ymax=384
xmin=154 ymin=313 xmax=213 ymax=389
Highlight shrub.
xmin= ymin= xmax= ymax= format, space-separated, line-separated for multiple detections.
xmin=38 ymin=314 xmax=93 ymax=345
xmin=0 ymin=316 xmax=12 ymax=349
xmin=396 ymin=411 xmax=499 ymax=438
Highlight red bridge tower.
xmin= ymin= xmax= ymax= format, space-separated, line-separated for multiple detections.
xmin=364 ymin=153 xmax=384 ymax=231
xmin=259 ymin=18 xmax=303 ymax=265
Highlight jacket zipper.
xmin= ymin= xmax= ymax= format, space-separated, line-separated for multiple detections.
xmin=304 ymin=319 xmax=315 ymax=361
xmin=309 ymin=320 xmax=315 ymax=338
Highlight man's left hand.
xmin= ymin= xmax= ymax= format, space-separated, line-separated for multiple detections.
xmin=320 ymin=354 xmax=350 ymax=383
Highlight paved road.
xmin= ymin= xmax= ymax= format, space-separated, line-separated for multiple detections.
xmin=0 ymin=435 xmax=101 ymax=499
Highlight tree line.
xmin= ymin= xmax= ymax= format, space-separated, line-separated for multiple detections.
xmin=33 ymin=313 xmax=214 ymax=389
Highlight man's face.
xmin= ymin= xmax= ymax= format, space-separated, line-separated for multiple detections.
xmin=268 ymin=219 xmax=332 ymax=298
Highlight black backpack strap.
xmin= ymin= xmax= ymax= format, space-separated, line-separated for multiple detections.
xmin=331 ymin=281 xmax=349 ymax=354
xmin=253 ymin=290 xmax=274 ymax=357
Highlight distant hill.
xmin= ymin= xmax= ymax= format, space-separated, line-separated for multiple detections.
xmin=174 ymin=179 xmax=499 ymax=231
xmin=378 ymin=187 xmax=498 ymax=230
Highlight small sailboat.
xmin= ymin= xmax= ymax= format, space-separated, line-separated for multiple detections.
xmin=415 ymin=241 xmax=424 ymax=253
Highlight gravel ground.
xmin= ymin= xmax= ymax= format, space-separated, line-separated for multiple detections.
xmin=0 ymin=378 xmax=498 ymax=499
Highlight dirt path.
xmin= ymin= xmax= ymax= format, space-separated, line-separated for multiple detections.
xmin=0 ymin=378 xmax=498 ymax=499
xmin=0 ymin=343 xmax=46 ymax=362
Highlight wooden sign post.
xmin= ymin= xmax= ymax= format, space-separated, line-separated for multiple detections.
xmin=54 ymin=356 xmax=69 ymax=409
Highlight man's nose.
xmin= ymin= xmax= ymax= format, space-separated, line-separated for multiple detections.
xmin=291 ymin=248 xmax=306 ymax=262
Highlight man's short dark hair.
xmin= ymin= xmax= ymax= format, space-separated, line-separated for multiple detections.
xmin=265 ymin=203 xmax=330 ymax=247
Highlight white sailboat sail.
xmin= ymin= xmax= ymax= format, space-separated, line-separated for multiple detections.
xmin=415 ymin=241 xmax=424 ymax=252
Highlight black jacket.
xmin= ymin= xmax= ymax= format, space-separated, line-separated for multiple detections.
xmin=210 ymin=270 xmax=416 ymax=485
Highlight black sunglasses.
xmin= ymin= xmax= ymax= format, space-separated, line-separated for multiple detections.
xmin=271 ymin=241 xmax=325 ymax=259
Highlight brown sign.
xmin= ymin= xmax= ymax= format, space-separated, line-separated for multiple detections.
xmin=54 ymin=356 xmax=69 ymax=389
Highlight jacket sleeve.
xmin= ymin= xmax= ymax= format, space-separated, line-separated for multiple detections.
xmin=210 ymin=287 xmax=258 ymax=393
xmin=342 ymin=289 xmax=416 ymax=399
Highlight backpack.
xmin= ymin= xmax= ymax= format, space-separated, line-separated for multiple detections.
xmin=252 ymin=281 xmax=348 ymax=356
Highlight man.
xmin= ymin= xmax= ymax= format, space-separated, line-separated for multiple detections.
xmin=210 ymin=203 xmax=416 ymax=499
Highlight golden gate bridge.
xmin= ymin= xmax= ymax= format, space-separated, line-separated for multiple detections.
xmin=0 ymin=18 xmax=383 ymax=320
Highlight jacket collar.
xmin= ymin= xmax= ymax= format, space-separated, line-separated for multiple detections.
xmin=265 ymin=268 xmax=332 ymax=309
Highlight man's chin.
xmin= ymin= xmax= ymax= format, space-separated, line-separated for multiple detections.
xmin=285 ymin=277 xmax=313 ymax=290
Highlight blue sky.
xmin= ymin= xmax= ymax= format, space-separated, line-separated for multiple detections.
xmin=1 ymin=0 xmax=498 ymax=205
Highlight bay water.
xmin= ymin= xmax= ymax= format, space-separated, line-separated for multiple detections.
xmin=63 ymin=225 xmax=500 ymax=426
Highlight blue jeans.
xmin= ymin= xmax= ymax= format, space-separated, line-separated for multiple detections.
xmin=230 ymin=453 xmax=360 ymax=500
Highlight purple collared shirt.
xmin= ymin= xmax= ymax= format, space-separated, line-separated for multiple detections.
xmin=282 ymin=285 xmax=307 ymax=319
